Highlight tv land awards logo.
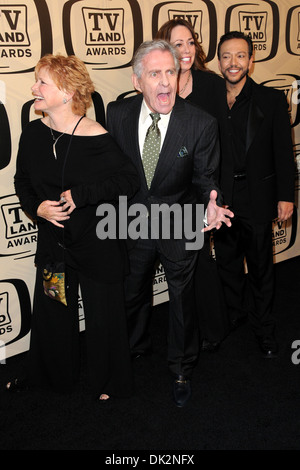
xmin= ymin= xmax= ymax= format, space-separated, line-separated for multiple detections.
xmin=0 ymin=5 xmax=30 ymax=56
xmin=242 ymin=12 xmax=274 ymax=53
xmin=0 ymin=195 xmax=37 ymax=260
xmin=82 ymin=7 xmax=125 ymax=48
xmin=0 ymin=0 xmax=52 ymax=74
xmin=224 ymin=0 xmax=279 ymax=62
xmin=238 ymin=10 xmax=268 ymax=49
xmin=63 ymin=0 xmax=143 ymax=69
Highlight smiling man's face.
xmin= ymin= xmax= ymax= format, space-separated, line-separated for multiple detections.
xmin=218 ymin=38 xmax=253 ymax=87
xmin=132 ymin=49 xmax=178 ymax=115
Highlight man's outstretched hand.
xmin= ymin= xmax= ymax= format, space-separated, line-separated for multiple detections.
xmin=202 ymin=190 xmax=234 ymax=232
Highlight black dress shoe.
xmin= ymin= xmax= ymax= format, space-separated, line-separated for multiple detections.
xmin=201 ymin=339 xmax=220 ymax=352
xmin=173 ymin=375 xmax=191 ymax=408
xmin=257 ymin=335 xmax=278 ymax=358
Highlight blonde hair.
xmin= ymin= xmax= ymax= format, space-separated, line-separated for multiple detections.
xmin=35 ymin=54 xmax=95 ymax=115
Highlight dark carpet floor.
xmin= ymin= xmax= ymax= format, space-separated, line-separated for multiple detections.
xmin=1 ymin=256 xmax=299 ymax=452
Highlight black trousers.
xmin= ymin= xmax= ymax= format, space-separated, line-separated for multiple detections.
xmin=195 ymin=233 xmax=230 ymax=344
xmin=125 ymin=238 xmax=199 ymax=378
xmin=26 ymin=266 xmax=133 ymax=397
xmin=214 ymin=180 xmax=275 ymax=337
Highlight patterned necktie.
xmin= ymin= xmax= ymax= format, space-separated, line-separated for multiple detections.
xmin=142 ymin=112 xmax=161 ymax=188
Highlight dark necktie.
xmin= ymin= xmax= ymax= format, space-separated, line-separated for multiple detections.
xmin=142 ymin=112 xmax=161 ymax=188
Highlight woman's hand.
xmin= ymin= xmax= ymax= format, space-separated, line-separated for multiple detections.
xmin=37 ymin=199 xmax=71 ymax=228
xmin=60 ymin=189 xmax=76 ymax=215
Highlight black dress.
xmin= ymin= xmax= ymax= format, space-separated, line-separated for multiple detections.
xmin=187 ymin=70 xmax=230 ymax=347
xmin=14 ymin=119 xmax=140 ymax=396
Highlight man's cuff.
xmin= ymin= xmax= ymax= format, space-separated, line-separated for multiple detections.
xmin=203 ymin=208 xmax=208 ymax=227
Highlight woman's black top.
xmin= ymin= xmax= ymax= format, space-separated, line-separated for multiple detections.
xmin=14 ymin=119 xmax=140 ymax=282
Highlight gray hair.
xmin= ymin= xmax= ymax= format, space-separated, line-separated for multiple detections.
xmin=132 ymin=39 xmax=180 ymax=78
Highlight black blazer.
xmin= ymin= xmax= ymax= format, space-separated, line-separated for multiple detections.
xmin=217 ymin=77 xmax=295 ymax=223
xmin=107 ymin=94 xmax=221 ymax=261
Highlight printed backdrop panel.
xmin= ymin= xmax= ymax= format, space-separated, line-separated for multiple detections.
xmin=0 ymin=0 xmax=299 ymax=359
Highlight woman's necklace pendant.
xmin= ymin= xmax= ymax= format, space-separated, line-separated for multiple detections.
xmin=49 ymin=117 xmax=81 ymax=159
xmin=50 ymin=129 xmax=65 ymax=159
xmin=53 ymin=141 xmax=58 ymax=159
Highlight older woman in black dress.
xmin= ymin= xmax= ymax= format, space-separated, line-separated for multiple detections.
xmin=7 ymin=54 xmax=139 ymax=400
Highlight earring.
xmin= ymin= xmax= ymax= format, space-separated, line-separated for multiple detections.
xmin=63 ymin=98 xmax=67 ymax=104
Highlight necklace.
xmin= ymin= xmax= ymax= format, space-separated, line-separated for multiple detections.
xmin=179 ymin=70 xmax=192 ymax=96
xmin=49 ymin=120 xmax=77 ymax=159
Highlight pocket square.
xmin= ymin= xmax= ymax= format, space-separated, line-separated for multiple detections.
xmin=177 ymin=146 xmax=188 ymax=158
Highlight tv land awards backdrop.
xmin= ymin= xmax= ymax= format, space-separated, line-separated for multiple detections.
xmin=0 ymin=0 xmax=299 ymax=359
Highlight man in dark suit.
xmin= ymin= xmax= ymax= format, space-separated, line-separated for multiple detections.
xmin=106 ymin=40 xmax=233 ymax=407
xmin=214 ymin=31 xmax=295 ymax=357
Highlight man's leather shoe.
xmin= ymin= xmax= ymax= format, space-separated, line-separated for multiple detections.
xmin=257 ymin=335 xmax=278 ymax=358
xmin=173 ymin=375 xmax=191 ymax=408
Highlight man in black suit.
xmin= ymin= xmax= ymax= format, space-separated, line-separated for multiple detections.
xmin=214 ymin=31 xmax=295 ymax=357
xmin=106 ymin=40 xmax=233 ymax=407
